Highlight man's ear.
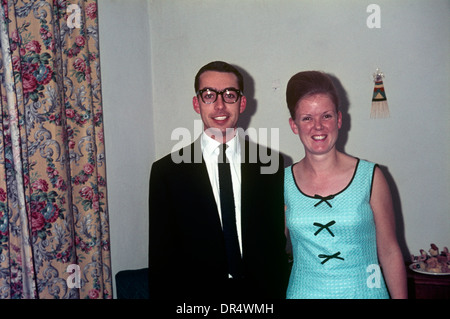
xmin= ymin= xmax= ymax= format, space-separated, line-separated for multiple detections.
xmin=193 ymin=96 xmax=200 ymax=114
xmin=239 ymin=95 xmax=247 ymax=114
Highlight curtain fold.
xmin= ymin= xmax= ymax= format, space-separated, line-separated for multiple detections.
xmin=0 ymin=0 xmax=111 ymax=299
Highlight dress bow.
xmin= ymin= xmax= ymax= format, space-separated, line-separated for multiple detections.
xmin=313 ymin=194 xmax=335 ymax=208
xmin=313 ymin=220 xmax=336 ymax=237
xmin=318 ymin=251 xmax=344 ymax=264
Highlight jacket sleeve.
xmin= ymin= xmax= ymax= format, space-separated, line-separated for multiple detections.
xmin=148 ymin=158 xmax=177 ymax=298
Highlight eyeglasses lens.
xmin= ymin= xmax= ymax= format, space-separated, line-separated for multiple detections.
xmin=201 ymin=89 xmax=239 ymax=104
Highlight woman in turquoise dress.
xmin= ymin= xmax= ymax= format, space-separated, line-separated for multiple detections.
xmin=284 ymin=71 xmax=407 ymax=299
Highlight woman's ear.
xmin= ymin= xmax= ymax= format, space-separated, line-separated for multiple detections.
xmin=289 ymin=117 xmax=299 ymax=134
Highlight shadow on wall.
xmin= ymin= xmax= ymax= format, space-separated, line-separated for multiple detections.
xmin=328 ymin=74 xmax=350 ymax=155
xmin=234 ymin=63 xmax=293 ymax=167
xmin=378 ymin=165 xmax=410 ymax=260
xmin=234 ymin=64 xmax=255 ymax=133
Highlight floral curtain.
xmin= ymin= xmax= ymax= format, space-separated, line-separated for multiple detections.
xmin=0 ymin=0 xmax=112 ymax=298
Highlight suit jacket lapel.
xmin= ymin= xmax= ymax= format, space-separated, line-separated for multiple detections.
xmin=187 ymin=137 xmax=258 ymax=255
xmin=239 ymin=139 xmax=259 ymax=255
xmin=189 ymin=138 xmax=221 ymax=217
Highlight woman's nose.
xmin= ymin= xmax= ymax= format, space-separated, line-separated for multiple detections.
xmin=314 ymin=119 xmax=323 ymax=130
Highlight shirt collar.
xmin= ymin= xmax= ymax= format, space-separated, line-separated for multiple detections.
xmin=201 ymin=130 xmax=240 ymax=158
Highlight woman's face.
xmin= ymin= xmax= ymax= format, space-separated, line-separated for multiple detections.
xmin=289 ymin=93 xmax=342 ymax=157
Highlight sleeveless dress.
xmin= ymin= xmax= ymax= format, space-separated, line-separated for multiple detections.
xmin=285 ymin=158 xmax=390 ymax=299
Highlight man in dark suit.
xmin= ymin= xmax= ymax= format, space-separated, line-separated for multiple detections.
xmin=149 ymin=61 xmax=289 ymax=300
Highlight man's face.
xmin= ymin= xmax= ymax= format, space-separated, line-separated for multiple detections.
xmin=193 ymin=71 xmax=246 ymax=142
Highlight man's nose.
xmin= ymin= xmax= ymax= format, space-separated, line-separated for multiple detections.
xmin=214 ymin=95 xmax=225 ymax=109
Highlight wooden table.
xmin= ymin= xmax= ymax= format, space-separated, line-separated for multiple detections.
xmin=407 ymin=264 xmax=450 ymax=299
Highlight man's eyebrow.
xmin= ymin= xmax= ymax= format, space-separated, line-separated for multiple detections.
xmin=199 ymin=87 xmax=239 ymax=91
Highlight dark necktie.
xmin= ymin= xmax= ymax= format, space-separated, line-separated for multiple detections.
xmin=218 ymin=144 xmax=243 ymax=279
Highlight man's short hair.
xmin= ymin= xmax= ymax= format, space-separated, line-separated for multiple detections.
xmin=194 ymin=61 xmax=244 ymax=93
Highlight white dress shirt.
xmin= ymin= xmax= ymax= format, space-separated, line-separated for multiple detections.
xmin=201 ymin=131 xmax=242 ymax=255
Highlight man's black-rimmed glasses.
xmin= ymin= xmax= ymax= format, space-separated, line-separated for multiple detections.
xmin=196 ymin=88 xmax=242 ymax=104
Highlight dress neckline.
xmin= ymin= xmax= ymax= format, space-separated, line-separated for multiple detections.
xmin=290 ymin=157 xmax=360 ymax=199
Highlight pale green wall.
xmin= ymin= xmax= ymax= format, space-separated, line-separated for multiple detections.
xmin=99 ymin=0 xmax=450 ymax=296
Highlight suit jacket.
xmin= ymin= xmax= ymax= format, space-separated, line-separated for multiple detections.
xmin=149 ymin=137 xmax=289 ymax=300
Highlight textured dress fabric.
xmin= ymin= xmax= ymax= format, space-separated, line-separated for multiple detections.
xmin=285 ymin=159 xmax=390 ymax=299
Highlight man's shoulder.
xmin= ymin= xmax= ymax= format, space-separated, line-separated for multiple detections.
xmin=242 ymin=138 xmax=280 ymax=153
xmin=152 ymin=141 xmax=201 ymax=168
xmin=240 ymin=139 xmax=283 ymax=175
